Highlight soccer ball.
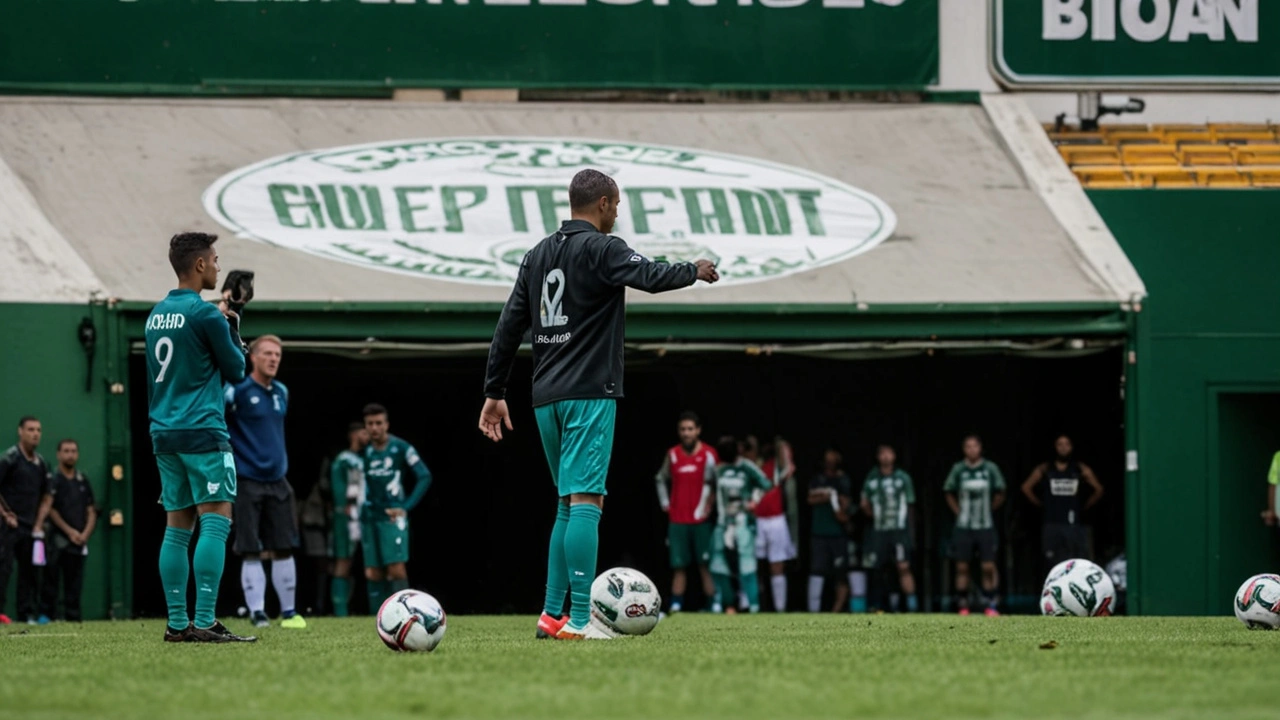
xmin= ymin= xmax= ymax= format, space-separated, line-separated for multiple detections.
xmin=589 ymin=567 xmax=662 ymax=637
xmin=1041 ymin=559 xmax=1116 ymax=617
xmin=1234 ymin=574 xmax=1280 ymax=630
xmin=376 ymin=589 xmax=447 ymax=651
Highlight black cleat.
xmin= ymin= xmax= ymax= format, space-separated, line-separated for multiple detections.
xmin=187 ymin=624 xmax=232 ymax=643
xmin=164 ymin=624 xmax=196 ymax=643
xmin=206 ymin=621 xmax=257 ymax=643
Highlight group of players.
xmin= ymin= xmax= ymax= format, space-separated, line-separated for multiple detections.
xmin=655 ymin=416 xmax=1106 ymax=616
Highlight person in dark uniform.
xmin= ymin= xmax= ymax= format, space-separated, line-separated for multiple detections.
xmin=1020 ymin=434 xmax=1104 ymax=571
xmin=479 ymin=168 xmax=719 ymax=640
xmin=40 ymin=439 xmax=97 ymax=622
xmin=0 ymin=416 xmax=54 ymax=625
xmin=807 ymin=449 xmax=853 ymax=613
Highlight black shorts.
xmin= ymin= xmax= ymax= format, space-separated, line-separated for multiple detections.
xmin=866 ymin=529 xmax=912 ymax=569
xmin=952 ymin=528 xmax=998 ymax=563
xmin=1043 ymin=523 xmax=1089 ymax=563
xmin=233 ymin=478 xmax=299 ymax=554
xmin=809 ymin=535 xmax=850 ymax=575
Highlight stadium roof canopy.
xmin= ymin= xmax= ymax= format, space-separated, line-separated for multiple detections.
xmin=0 ymin=96 xmax=1142 ymax=313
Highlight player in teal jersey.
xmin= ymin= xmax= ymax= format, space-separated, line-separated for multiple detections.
xmin=861 ymin=444 xmax=918 ymax=612
xmin=360 ymin=404 xmax=432 ymax=613
xmin=700 ymin=436 xmax=774 ymax=614
xmin=146 ymin=232 xmax=254 ymax=643
xmin=942 ymin=435 xmax=1006 ymax=616
xmin=328 ymin=421 xmax=368 ymax=617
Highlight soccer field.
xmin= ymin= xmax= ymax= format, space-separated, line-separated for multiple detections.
xmin=3 ymin=614 xmax=1277 ymax=720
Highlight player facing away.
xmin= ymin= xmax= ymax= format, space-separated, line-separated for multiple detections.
xmin=479 ymin=169 xmax=720 ymax=640
xmin=329 ymin=422 xmax=368 ymax=617
xmin=944 ymin=435 xmax=1006 ymax=616
xmin=861 ymin=444 xmax=918 ymax=613
xmin=702 ymin=436 xmax=774 ymax=614
xmin=360 ymin=404 xmax=432 ymax=613
xmin=654 ymin=411 xmax=718 ymax=613
xmin=146 ymin=232 xmax=255 ymax=643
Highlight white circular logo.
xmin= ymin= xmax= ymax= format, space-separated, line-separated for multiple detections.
xmin=203 ymin=138 xmax=896 ymax=287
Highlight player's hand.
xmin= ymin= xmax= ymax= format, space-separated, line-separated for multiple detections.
xmin=746 ymin=500 xmax=758 ymax=512
xmin=660 ymin=501 xmax=670 ymax=513
xmin=386 ymin=508 xmax=406 ymax=520
xmin=3 ymin=514 xmax=16 ymax=528
xmin=694 ymin=259 xmax=720 ymax=284
xmin=479 ymin=398 xmax=513 ymax=442
xmin=1263 ymin=509 xmax=1277 ymax=526
xmin=70 ymin=531 xmax=84 ymax=546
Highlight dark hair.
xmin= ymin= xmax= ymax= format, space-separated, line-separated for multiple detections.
xmin=168 ymin=232 xmax=218 ymax=276
xmin=348 ymin=422 xmax=366 ymax=434
xmin=57 ymin=439 xmax=78 ymax=451
xmin=17 ymin=416 xmax=38 ymax=428
xmin=677 ymin=411 xmax=701 ymax=427
xmin=1055 ymin=434 xmax=1072 ymax=444
xmin=362 ymin=403 xmax=388 ymax=419
xmin=740 ymin=435 xmax=759 ymax=455
xmin=876 ymin=443 xmax=895 ymax=453
xmin=964 ymin=434 xmax=982 ymax=446
xmin=568 ymin=169 xmax=618 ymax=210
xmin=716 ymin=435 xmax=739 ymax=464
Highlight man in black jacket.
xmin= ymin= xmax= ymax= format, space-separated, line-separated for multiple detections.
xmin=479 ymin=169 xmax=719 ymax=639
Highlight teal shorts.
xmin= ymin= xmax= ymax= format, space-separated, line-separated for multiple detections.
xmin=534 ymin=399 xmax=616 ymax=497
xmin=669 ymin=521 xmax=713 ymax=569
xmin=361 ymin=515 xmax=409 ymax=568
xmin=156 ymin=451 xmax=238 ymax=511
xmin=709 ymin=519 xmax=759 ymax=577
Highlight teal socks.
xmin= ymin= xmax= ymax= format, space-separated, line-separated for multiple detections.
xmin=544 ymin=502 xmax=571 ymax=618
xmin=193 ymin=514 xmax=231 ymax=629
xmin=713 ymin=574 xmax=734 ymax=612
xmin=742 ymin=573 xmax=760 ymax=612
xmin=159 ymin=527 xmax=193 ymax=631
xmin=563 ymin=504 xmax=601 ymax=629
xmin=332 ymin=576 xmax=351 ymax=617
xmin=388 ymin=578 xmax=409 ymax=594
xmin=368 ymin=580 xmax=389 ymax=613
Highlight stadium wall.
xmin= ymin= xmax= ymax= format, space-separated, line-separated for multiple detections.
xmin=0 ymin=301 xmax=132 ymax=621
xmin=1091 ymin=190 xmax=1280 ymax=616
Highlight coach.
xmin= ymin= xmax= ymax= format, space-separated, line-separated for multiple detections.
xmin=226 ymin=335 xmax=305 ymax=629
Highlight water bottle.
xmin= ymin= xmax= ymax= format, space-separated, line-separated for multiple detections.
xmin=32 ymin=538 xmax=47 ymax=567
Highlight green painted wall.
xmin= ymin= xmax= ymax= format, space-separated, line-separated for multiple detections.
xmin=1091 ymin=190 xmax=1280 ymax=616
xmin=0 ymin=302 xmax=129 ymax=620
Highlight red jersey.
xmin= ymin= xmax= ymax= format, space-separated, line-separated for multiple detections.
xmin=662 ymin=443 xmax=718 ymax=525
xmin=754 ymin=459 xmax=785 ymax=518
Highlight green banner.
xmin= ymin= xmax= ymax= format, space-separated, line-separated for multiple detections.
xmin=993 ymin=0 xmax=1279 ymax=88
xmin=0 ymin=0 xmax=937 ymax=94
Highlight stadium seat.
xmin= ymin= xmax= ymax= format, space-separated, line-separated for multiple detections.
xmin=1060 ymin=145 xmax=1121 ymax=166
xmin=1074 ymin=167 xmax=1128 ymax=185
xmin=1129 ymin=167 xmax=1194 ymax=187
xmin=1083 ymin=178 xmax=1139 ymax=189
xmin=1213 ymin=129 xmax=1278 ymax=144
xmin=1197 ymin=169 xmax=1250 ymax=188
xmin=1048 ymin=132 xmax=1104 ymax=145
xmin=1178 ymin=144 xmax=1235 ymax=166
xmin=1120 ymin=144 xmax=1179 ymax=166
xmin=1105 ymin=130 xmax=1163 ymax=145
xmin=1248 ymin=170 xmax=1280 ymax=187
xmin=1161 ymin=129 xmax=1214 ymax=146
xmin=1234 ymin=144 xmax=1280 ymax=165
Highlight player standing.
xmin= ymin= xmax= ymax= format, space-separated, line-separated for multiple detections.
xmin=861 ymin=444 xmax=918 ymax=612
xmin=360 ymin=404 xmax=432 ymax=613
xmin=329 ymin=421 xmax=368 ymax=617
xmin=146 ymin=232 xmax=254 ymax=642
xmin=944 ymin=435 xmax=1006 ymax=616
xmin=1020 ymin=434 xmax=1104 ymax=571
xmin=703 ymin=436 xmax=773 ymax=614
xmin=654 ymin=411 xmax=718 ymax=613
xmin=754 ymin=438 xmax=796 ymax=612
xmin=478 ymin=169 xmax=719 ymax=640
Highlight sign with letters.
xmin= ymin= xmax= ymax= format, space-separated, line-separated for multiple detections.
xmin=992 ymin=0 xmax=1280 ymax=88
xmin=203 ymin=138 xmax=897 ymax=288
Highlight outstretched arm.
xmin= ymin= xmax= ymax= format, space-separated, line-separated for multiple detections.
xmin=599 ymin=238 xmax=716 ymax=293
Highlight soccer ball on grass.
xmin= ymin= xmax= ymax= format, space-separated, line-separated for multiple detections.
xmin=1234 ymin=574 xmax=1280 ymax=630
xmin=589 ymin=567 xmax=662 ymax=638
xmin=1041 ymin=559 xmax=1116 ymax=617
xmin=376 ymin=589 xmax=447 ymax=651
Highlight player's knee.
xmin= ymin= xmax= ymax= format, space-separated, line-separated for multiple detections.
xmin=365 ymin=567 xmax=384 ymax=581
xmin=385 ymin=564 xmax=407 ymax=580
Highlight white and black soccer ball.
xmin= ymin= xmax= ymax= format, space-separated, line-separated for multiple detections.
xmin=376 ymin=589 xmax=447 ymax=652
xmin=1041 ymin=559 xmax=1116 ymax=617
xmin=589 ymin=567 xmax=662 ymax=637
xmin=1234 ymin=574 xmax=1280 ymax=630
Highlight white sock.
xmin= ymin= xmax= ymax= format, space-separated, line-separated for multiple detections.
xmin=272 ymin=556 xmax=298 ymax=615
xmin=771 ymin=574 xmax=788 ymax=612
xmin=808 ymin=575 xmax=824 ymax=613
xmin=242 ymin=559 xmax=267 ymax=614
xmin=847 ymin=571 xmax=867 ymax=598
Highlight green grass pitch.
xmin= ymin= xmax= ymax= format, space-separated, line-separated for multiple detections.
xmin=4 ymin=614 xmax=1278 ymax=719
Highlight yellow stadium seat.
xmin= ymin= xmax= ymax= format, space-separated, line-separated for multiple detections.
xmin=1121 ymin=144 xmax=1179 ymax=166
xmin=1214 ymin=130 xmax=1278 ymax=144
xmin=1197 ymin=169 xmax=1250 ymax=188
xmin=1248 ymin=170 xmax=1280 ymax=187
xmin=1048 ymin=132 xmax=1104 ymax=144
xmin=1130 ymin=166 xmax=1195 ymax=187
xmin=1179 ymin=144 xmax=1235 ymax=166
xmin=1235 ymin=144 xmax=1280 ymax=165
xmin=1060 ymin=145 xmax=1122 ymax=166
xmin=1106 ymin=130 xmax=1164 ymax=144
xmin=1084 ymin=179 xmax=1139 ymax=189
xmin=1100 ymin=123 xmax=1150 ymax=133
xmin=1074 ymin=166 xmax=1128 ymax=185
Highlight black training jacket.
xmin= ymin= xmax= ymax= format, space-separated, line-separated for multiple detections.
xmin=484 ymin=219 xmax=698 ymax=407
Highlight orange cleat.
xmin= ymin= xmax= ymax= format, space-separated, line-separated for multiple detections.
xmin=536 ymin=612 xmax=567 ymax=639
